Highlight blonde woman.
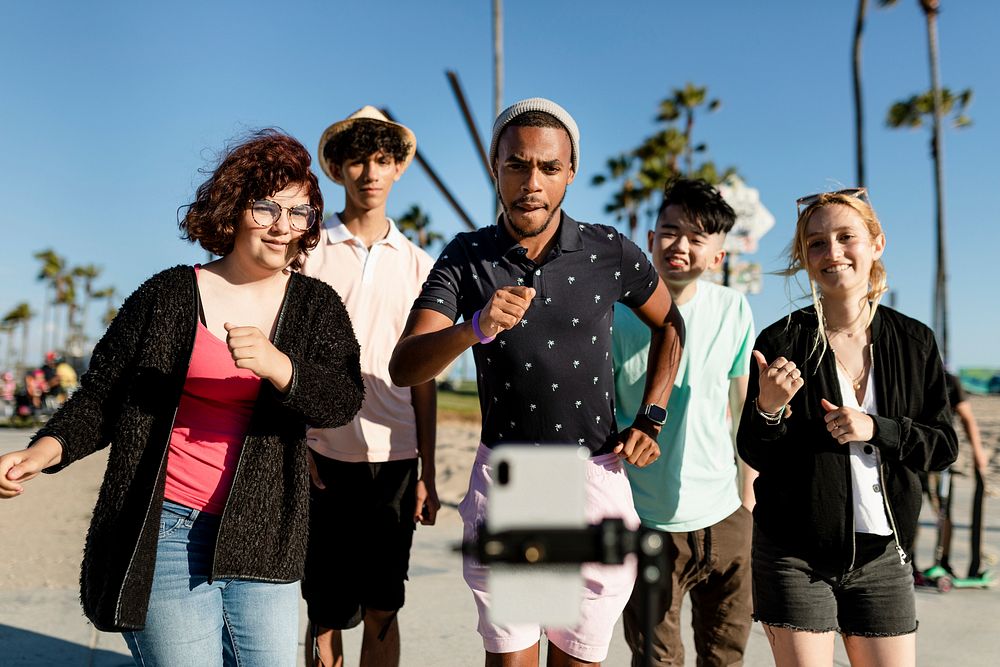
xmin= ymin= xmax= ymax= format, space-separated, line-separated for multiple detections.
xmin=736 ymin=189 xmax=957 ymax=667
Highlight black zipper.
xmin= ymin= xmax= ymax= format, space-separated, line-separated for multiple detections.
xmin=114 ymin=268 xmax=199 ymax=625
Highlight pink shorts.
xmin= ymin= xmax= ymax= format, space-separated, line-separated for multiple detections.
xmin=458 ymin=444 xmax=640 ymax=662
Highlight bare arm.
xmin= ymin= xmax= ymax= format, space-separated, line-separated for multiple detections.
xmin=0 ymin=436 xmax=64 ymax=498
xmin=615 ymin=279 xmax=684 ymax=467
xmin=390 ymin=286 xmax=535 ymax=387
xmin=730 ymin=375 xmax=757 ymax=510
xmin=955 ymin=400 xmax=987 ymax=474
xmin=389 ymin=309 xmax=478 ymax=387
xmin=411 ymin=379 xmax=440 ymax=525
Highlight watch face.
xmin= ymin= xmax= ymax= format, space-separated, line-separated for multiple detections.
xmin=645 ymin=404 xmax=667 ymax=425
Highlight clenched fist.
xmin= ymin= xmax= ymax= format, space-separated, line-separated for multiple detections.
xmin=225 ymin=322 xmax=293 ymax=392
xmin=478 ymin=286 xmax=535 ymax=337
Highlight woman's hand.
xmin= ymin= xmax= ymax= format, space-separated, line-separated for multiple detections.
xmin=821 ymin=398 xmax=875 ymax=445
xmin=225 ymin=322 xmax=293 ymax=392
xmin=753 ymin=350 xmax=804 ymax=414
xmin=0 ymin=437 xmax=63 ymax=498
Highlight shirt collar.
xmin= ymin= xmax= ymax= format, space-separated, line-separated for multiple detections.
xmin=324 ymin=212 xmax=404 ymax=250
xmin=494 ymin=211 xmax=584 ymax=259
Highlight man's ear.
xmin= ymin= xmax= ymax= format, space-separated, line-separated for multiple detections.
xmin=392 ymin=160 xmax=404 ymax=183
xmin=710 ymin=249 xmax=727 ymax=270
xmin=331 ymin=163 xmax=344 ymax=182
xmin=647 ymin=229 xmax=655 ymax=254
xmin=565 ymin=166 xmax=576 ymax=186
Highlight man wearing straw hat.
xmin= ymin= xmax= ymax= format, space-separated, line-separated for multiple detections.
xmin=302 ymin=106 xmax=439 ymax=667
xmin=390 ymin=98 xmax=684 ymax=666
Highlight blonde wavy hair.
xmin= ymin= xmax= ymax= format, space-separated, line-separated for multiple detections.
xmin=782 ymin=192 xmax=888 ymax=360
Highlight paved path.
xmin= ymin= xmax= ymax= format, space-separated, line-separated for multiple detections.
xmin=1 ymin=427 xmax=998 ymax=666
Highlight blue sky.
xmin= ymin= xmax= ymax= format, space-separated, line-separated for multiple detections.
xmin=2 ymin=1 xmax=997 ymax=369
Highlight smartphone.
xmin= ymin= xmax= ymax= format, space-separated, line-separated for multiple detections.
xmin=486 ymin=443 xmax=590 ymax=626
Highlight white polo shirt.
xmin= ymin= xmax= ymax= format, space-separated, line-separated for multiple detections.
xmin=301 ymin=213 xmax=434 ymax=462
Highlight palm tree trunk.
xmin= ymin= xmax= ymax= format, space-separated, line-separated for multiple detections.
xmin=684 ymin=108 xmax=694 ymax=176
xmin=40 ymin=285 xmax=50 ymax=358
xmin=852 ymin=0 xmax=869 ymax=187
xmin=20 ymin=321 xmax=30 ymax=373
xmin=65 ymin=303 xmax=75 ymax=353
xmin=924 ymin=1 xmax=948 ymax=363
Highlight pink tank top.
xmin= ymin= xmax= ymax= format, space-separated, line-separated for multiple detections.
xmin=164 ymin=268 xmax=262 ymax=514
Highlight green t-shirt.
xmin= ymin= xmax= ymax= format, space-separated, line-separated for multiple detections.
xmin=613 ymin=280 xmax=754 ymax=531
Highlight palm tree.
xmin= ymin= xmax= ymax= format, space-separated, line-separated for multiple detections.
xmin=3 ymin=303 xmax=35 ymax=372
xmin=881 ymin=0 xmax=956 ymax=362
xmin=397 ymin=205 xmax=444 ymax=250
xmin=656 ymin=84 xmax=721 ymax=176
xmin=71 ymin=264 xmax=101 ymax=355
xmin=54 ymin=272 xmax=77 ymax=353
xmin=591 ymin=154 xmax=642 ymax=241
xmin=0 ymin=321 xmax=15 ymax=371
xmin=34 ymin=249 xmax=64 ymax=355
xmin=920 ymin=0 xmax=949 ymax=364
xmin=91 ymin=286 xmax=118 ymax=330
xmin=592 ymin=83 xmax=735 ymax=241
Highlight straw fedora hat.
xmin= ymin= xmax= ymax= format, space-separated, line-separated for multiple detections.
xmin=317 ymin=105 xmax=417 ymax=183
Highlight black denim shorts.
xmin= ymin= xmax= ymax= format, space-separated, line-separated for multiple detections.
xmin=751 ymin=528 xmax=917 ymax=637
xmin=301 ymin=454 xmax=418 ymax=629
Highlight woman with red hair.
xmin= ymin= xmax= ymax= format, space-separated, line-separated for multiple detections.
xmin=0 ymin=130 xmax=364 ymax=666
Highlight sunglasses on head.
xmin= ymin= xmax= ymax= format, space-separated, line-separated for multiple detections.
xmin=796 ymin=187 xmax=870 ymax=215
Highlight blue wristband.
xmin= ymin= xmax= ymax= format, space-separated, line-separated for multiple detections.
xmin=472 ymin=309 xmax=496 ymax=344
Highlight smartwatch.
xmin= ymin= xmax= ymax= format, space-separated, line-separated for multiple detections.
xmin=640 ymin=403 xmax=668 ymax=426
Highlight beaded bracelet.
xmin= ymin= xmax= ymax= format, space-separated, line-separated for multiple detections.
xmin=755 ymin=399 xmax=786 ymax=426
xmin=472 ymin=309 xmax=496 ymax=344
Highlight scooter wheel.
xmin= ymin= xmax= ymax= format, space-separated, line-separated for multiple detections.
xmin=936 ymin=575 xmax=953 ymax=593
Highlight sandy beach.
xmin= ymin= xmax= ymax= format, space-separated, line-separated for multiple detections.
xmin=1 ymin=395 xmax=998 ymax=665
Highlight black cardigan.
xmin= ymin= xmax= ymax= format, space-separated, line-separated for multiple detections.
xmin=33 ymin=265 xmax=364 ymax=631
xmin=736 ymin=306 xmax=957 ymax=572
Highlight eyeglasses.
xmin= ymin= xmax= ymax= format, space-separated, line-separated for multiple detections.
xmin=796 ymin=187 xmax=870 ymax=215
xmin=249 ymin=199 xmax=318 ymax=232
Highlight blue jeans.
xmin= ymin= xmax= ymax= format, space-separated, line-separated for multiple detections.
xmin=123 ymin=500 xmax=299 ymax=666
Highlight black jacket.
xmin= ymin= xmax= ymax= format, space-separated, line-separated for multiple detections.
xmin=33 ymin=265 xmax=363 ymax=631
xmin=736 ymin=306 xmax=957 ymax=572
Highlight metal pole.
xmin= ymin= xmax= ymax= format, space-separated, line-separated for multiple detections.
xmin=446 ymin=70 xmax=493 ymax=186
xmin=493 ymin=0 xmax=504 ymax=221
xmin=382 ymin=107 xmax=478 ymax=231
xmin=493 ymin=0 xmax=503 ymax=119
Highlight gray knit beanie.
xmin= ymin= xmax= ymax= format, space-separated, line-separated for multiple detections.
xmin=489 ymin=97 xmax=580 ymax=176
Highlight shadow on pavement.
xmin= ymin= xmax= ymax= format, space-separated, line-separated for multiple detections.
xmin=0 ymin=624 xmax=132 ymax=666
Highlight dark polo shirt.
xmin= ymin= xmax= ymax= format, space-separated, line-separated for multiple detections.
xmin=413 ymin=213 xmax=658 ymax=455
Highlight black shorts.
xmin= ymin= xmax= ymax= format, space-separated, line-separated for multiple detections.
xmin=751 ymin=527 xmax=917 ymax=637
xmin=302 ymin=453 xmax=418 ymax=629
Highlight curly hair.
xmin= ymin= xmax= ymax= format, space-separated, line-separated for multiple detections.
xmin=179 ymin=129 xmax=323 ymax=270
xmin=323 ymin=119 xmax=411 ymax=168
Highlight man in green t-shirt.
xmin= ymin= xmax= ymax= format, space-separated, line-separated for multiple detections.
xmin=613 ymin=178 xmax=756 ymax=666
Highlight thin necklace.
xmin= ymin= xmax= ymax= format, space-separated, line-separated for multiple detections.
xmin=835 ymin=349 xmax=868 ymax=392
xmin=826 ymin=303 xmax=871 ymax=339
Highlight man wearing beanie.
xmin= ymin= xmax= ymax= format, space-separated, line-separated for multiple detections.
xmin=302 ymin=106 xmax=439 ymax=667
xmin=390 ymin=98 xmax=684 ymax=665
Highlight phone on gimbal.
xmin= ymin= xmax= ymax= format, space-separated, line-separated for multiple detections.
xmin=486 ymin=444 xmax=589 ymax=626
